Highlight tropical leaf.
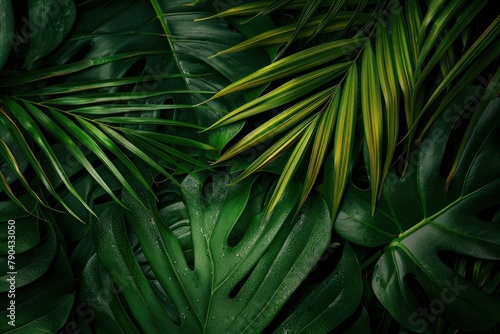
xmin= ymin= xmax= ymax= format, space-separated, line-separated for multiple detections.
xmin=274 ymin=244 xmax=363 ymax=333
xmin=194 ymin=0 xmax=379 ymax=21
xmin=0 ymin=0 xmax=274 ymax=218
xmin=0 ymin=250 xmax=75 ymax=333
xmin=206 ymin=38 xmax=365 ymax=102
xmin=304 ymin=0 xmax=351 ymax=43
xmin=360 ymin=41 xmax=383 ymax=214
xmin=415 ymin=14 xmax=500 ymax=140
xmin=80 ymin=254 xmax=139 ymax=334
xmin=0 ymin=195 xmax=38 ymax=255
xmin=209 ymin=14 xmax=370 ymax=56
xmin=263 ymin=114 xmax=318 ymax=219
xmin=204 ymin=0 xmax=499 ymax=219
xmin=375 ymin=20 xmax=399 ymax=195
xmin=205 ymin=38 xmax=365 ymax=218
xmin=446 ymin=68 xmax=500 ymax=188
xmin=84 ymin=166 xmax=332 ymax=333
xmin=0 ymin=2 xmax=498 ymax=334
xmin=327 ymin=64 xmax=358 ymax=219
xmin=217 ymin=87 xmax=335 ymax=165
xmin=391 ymin=0 xmax=415 ymax=131
xmin=335 ymin=97 xmax=500 ymax=332
xmin=298 ymin=88 xmax=340 ymax=211
xmin=273 ymin=0 xmax=326 ymax=58
xmin=39 ymin=144 xmax=133 ymax=242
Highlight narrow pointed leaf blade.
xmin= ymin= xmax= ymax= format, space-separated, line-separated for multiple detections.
xmin=330 ymin=63 xmax=358 ymax=219
xmin=360 ymin=42 xmax=383 ymax=215
xmin=264 ymin=115 xmax=319 ymax=218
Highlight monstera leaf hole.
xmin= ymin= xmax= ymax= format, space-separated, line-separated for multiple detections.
xmin=93 ymin=189 xmax=122 ymax=205
xmin=437 ymin=93 xmax=480 ymax=179
xmin=163 ymin=97 xmax=175 ymax=105
xmin=63 ymin=42 xmax=93 ymax=65
xmin=263 ymin=242 xmax=350 ymax=332
xmin=227 ymin=175 xmax=273 ymax=247
xmin=229 ymin=267 xmax=256 ymax=299
xmin=476 ymin=204 xmax=500 ymax=222
xmin=151 ymin=175 xmax=195 ymax=270
xmin=115 ymin=57 xmax=149 ymax=93
xmin=438 ymin=249 xmax=500 ymax=273
xmin=437 ymin=250 xmax=500 ymax=304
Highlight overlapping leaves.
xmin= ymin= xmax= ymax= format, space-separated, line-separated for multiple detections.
xmin=335 ymin=98 xmax=500 ymax=332
xmin=202 ymin=0 xmax=500 ymax=220
xmin=83 ymin=167 xmax=336 ymax=333
xmin=0 ymin=0 xmax=273 ymax=220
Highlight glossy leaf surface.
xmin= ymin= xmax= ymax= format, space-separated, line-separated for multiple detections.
xmin=86 ymin=168 xmax=331 ymax=333
xmin=336 ymin=98 xmax=500 ymax=332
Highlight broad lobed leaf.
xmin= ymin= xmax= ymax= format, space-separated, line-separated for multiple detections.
xmin=86 ymin=166 xmax=332 ymax=333
xmin=335 ymin=97 xmax=500 ymax=332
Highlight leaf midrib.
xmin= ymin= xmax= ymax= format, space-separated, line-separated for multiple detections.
xmin=394 ymin=181 xmax=492 ymax=244
xmin=148 ymin=1 xmax=189 ymax=88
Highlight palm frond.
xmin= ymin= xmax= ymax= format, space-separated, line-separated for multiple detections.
xmin=202 ymin=0 xmax=499 ymax=220
xmin=331 ymin=64 xmax=358 ymax=218
xmin=0 ymin=0 xmax=275 ymax=220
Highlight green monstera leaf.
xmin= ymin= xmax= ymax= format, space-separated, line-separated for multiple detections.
xmin=82 ymin=166 xmax=332 ymax=333
xmin=274 ymin=243 xmax=364 ymax=333
xmin=335 ymin=96 xmax=500 ymax=333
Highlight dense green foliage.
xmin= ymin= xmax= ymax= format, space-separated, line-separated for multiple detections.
xmin=0 ymin=0 xmax=499 ymax=333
